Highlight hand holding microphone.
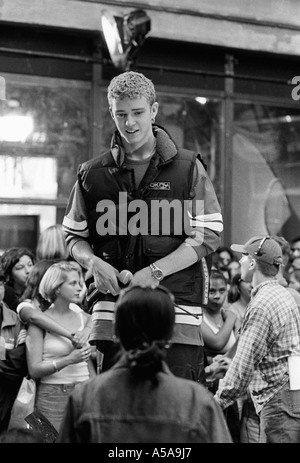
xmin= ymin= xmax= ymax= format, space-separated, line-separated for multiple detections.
xmin=118 ymin=270 xmax=133 ymax=288
xmin=86 ymin=270 xmax=133 ymax=304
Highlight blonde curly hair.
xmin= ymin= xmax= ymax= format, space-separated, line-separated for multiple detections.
xmin=107 ymin=71 xmax=156 ymax=108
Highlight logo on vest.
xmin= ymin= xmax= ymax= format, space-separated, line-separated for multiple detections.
xmin=149 ymin=182 xmax=170 ymax=190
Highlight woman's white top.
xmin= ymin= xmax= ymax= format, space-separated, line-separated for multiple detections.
xmin=203 ymin=314 xmax=236 ymax=354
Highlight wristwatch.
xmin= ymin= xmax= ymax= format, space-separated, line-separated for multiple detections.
xmin=150 ymin=263 xmax=164 ymax=282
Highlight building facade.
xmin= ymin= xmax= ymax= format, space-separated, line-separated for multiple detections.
xmin=0 ymin=0 xmax=299 ymax=253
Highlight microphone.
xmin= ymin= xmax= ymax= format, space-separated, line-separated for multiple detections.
xmin=86 ymin=270 xmax=133 ymax=306
xmin=118 ymin=270 xmax=133 ymax=287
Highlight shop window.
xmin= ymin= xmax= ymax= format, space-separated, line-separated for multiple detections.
xmin=231 ymin=102 xmax=300 ymax=244
xmin=155 ymin=94 xmax=223 ymax=198
xmin=0 ymin=215 xmax=38 ymax=256
xmin=0 ymin=73 xmax=91 ymax=248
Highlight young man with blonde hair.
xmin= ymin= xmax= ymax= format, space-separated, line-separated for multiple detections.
xmin=63 ymin=71 xmax=223 ymax=383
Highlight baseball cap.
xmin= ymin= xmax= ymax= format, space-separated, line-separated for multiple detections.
xmin=231 ymin=235 xmax=283 ymax=266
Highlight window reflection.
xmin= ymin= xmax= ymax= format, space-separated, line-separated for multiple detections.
xmin=0 ymin=156 xmax=56 ymax=199
xmin=0 ymin=115 xmax=34 ymax=142
xmin=155 ymin=95 xmax=222 ymax=194
xmin=0 ymin=204 xmax=56 ymax=244
xmin=0 ymin=75 xmax=90 ymax=201
xmin=232 ymin=103 xmax=300 ymax=243
xmin=0 ymin=74 xmax=90 ymax=246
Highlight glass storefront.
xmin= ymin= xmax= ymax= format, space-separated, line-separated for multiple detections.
xmin=155 ymin=94 xmax=223 ymax=200
xmin=232 ymin=102 xmax=300 ymax=244
xmin=0 ymin=73 xmax=91 ymax=252
xmin=0 ymin=41 xmax=299 ymax=254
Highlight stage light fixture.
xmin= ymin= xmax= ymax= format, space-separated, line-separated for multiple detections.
xmin=101 ymin=9 xmax=151 ymax=71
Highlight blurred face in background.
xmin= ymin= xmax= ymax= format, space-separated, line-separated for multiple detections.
xmin=208 ymin=277 xmax=227 ymax=312
xmin=219 ymin=250 xmax=232 ymax=268
xmin=228 ymin=260 xmax=241 ymax=279
xmin=291 ymin=257 xmax=300 ymax=271
xmin=288 ymin=257 xmax=300 ymax=293
xmin=290 ymin=240 xmax=300 ymax=261
xmin=11 ymin=254 xmax=34 ymax=290
xmin=289 ymin=271 xmax=300 ymax=293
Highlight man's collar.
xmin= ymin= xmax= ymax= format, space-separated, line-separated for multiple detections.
xmin=110 ymin=125 xmax=178 ymax=168
xmin=251 ymin=279 xmax=279 ymax=297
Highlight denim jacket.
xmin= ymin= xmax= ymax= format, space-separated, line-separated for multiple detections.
xmin=0 ymin=302 xmax=20 ymax=349
xmin=57 ymin=355 xmax=232 ymax=443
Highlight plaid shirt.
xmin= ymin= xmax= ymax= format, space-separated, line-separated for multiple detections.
xmin=215 ymin=280 xmax=300 ymax=414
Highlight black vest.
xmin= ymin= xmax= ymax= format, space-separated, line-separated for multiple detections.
xmin=79 ymin=149 xmax=210 ymax=306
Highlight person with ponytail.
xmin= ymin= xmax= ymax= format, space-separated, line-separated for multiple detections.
xmin=57 ymin=285 xmax=232 ymax=443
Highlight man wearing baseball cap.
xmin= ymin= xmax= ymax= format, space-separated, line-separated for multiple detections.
xmin=214 ymin=235 xmax=300 ymax=443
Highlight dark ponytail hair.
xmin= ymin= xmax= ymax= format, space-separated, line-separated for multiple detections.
xmin=227 ymin=273 xmax=242 ymax=303
xmin=114 ymin=285 xmax=175 ymax=385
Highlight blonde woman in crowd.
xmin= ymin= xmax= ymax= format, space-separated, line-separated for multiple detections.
xmin=36 ymin=224 xmax=88 ymax=311
xmin=26 ymin=261 xmax=94 ymax=433
xmin=17 ymin=259 xmax=91 ymax=347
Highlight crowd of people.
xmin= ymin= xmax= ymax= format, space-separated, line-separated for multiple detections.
xmin=0 ymin=230 xmax=299 ymax=443
xmin=0 ymin=70 xmax=300 ymax=444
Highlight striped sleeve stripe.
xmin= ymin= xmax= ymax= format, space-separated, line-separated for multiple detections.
xmin=62 ymin=216 xmax=90 ymax=237
xmin=188 ymin=212 xmax=223 ymax=232
xmin=188 ymin=211 xmax=223 ymax=221
xmin=189 ymin=221 xmax=223 ymax=233
xmin=92 ymin=312 xmax=114 ymax=321
xmin=92 ymin=301 xmax=115 ymax=322
xmin=188 ymin=211 xmax=223 ymax=222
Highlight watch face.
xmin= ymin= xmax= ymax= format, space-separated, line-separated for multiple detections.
xmin=154 ymin=269 xmax=163 ymax=280
xmin=151 ymin=264 xmax=164 ymax=281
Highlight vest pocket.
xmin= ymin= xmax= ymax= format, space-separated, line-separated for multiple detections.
xmin=94 ymin=239 xmax=123 ymax=265
xmin=143 ymin=235 xmax=184 ymax=257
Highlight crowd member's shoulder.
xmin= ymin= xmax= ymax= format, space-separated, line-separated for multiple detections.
xmin=2 ymin=300 xmax=19 ymax=322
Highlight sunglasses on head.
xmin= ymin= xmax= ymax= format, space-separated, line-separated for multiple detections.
xmin=254 ymin=235 xmax=270 ymax=257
